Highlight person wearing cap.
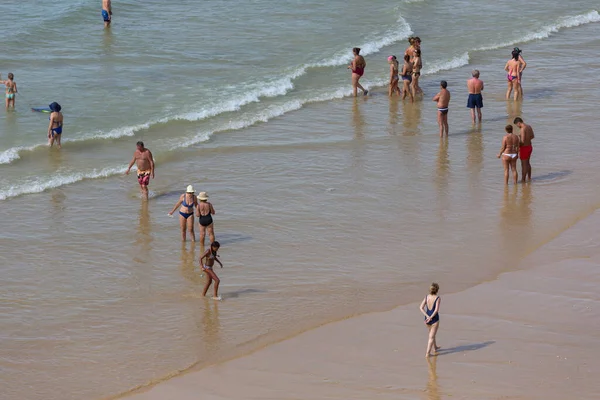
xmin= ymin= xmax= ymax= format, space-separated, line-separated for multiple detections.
xmin=168 ymin=185 xmax=198 ymax=242
xmin=47 ymin=102 xmax=64 ymax=148
xmin=196 ymin=192 xmax=216 ymax=245
xmin=513 ymin=47 xmax=527 ymax=98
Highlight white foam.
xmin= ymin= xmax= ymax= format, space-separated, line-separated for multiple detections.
xmin=422 ymin=52 xmax=470 ymax=76
xmin=0 ymin=166 xmax=126 ymax=200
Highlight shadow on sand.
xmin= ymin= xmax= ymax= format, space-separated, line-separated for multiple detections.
xmin=532 ymin=170 xmax=572 ymax=182
xmin=224 ymin=288 xmax=265 ymax=299
xmin=436 ymin=340 xmax=495 ymax=356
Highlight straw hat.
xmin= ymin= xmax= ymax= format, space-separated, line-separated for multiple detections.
xmin=198 ymin=191 xmax=209 ymax=201
xmin=186 ymin=185 xmax=195 ymax=193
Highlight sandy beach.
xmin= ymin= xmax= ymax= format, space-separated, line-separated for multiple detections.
xmin=128 ymin=210 xmax=600 ymax=400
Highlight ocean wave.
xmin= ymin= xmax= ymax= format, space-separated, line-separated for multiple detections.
xmin=477 ymin=10 xmax=600 ymax=52
xmin=0 ymin=166 xmax=126 ymax=200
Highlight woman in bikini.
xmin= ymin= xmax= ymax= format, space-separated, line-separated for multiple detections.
xmin=412 ymin=48 xmax=423 ymax=96
xmin=400 ymin=54 xmax=414 ymax=103
xmin=504 ymin=50 xmax=523 ymax=101
xmin=420 ymin=282 xmax=441 ymax=358
xmin=388 ymin=56 xmax=400 ymax=97
xmin=497 ymin=124 xmax=520 ymax=185
xmin=47 ymin=102 xmax=64 ymax=148
xmin=196 ymin=191 xmax=216 ymax=245
xmin=200 ymin=241 xmax=223 ymax=300
xmin=0 ymin=72 xmax=17 ymax=109
xmin=348 ymin=47 xmax=368 ymax=97
xmin=168 ymin=185 xmax=198 ymax=241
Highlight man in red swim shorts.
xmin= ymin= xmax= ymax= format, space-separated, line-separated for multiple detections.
xmin=125 ymin=141 xmax=155 ymax=200
xmin=514 ymin=117 xmax=534 ymax=182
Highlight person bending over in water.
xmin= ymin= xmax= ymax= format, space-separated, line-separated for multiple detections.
xmin=47 ymin=102 xmax=64 ymax=148
xmin=200 ymin=241 xmax=223 ymax=300
xmin=515 ymin=117 xmax=534 ymax=182
xmin=400 ymin=54 xmax=414 ymax=103
xmin=420 ymin=282 xmax=441 ymax=358
xmin=432 ymin=81 xmax=450 ymax=137
xmin=497 ymin=124 xmax=520 ymax=185
xmin=125 ymin=141 xmax=155 ymax=200
xmin=168 ymin=185 xmax=198 ymax=242
xmin=388 ymin=56 xmax=400 ymax=97
xmin=0 ymin=73 xmax=17 ymax=109
xmin=196 ymin=191 xmax=216 ymax=245
xmin=102 ymin=0 xmax=112 ymax=28
xmin=466 ymin=70 xmax=484 ymax=123
xmin=348 ymin=47 xmax=368 ymax=97
xmin=412 ymin=48 xmax=423 ymax=96
xmin=505 ymin=50 xmax=524 ymax=101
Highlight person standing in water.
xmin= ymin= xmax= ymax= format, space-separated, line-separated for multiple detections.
xmin=497 ymin=124 xmax=520 ymax=185
xmin=102 ymin=0 xmax=112 ymax=28
xmin=388 ymin=56 xmax=400 ymax=97
xmin=515 ymin=117 xmax=534 ymax=182
xmin=466 ymin=70 xmax=484 ymax=123
xmin=505 ymin=50 xmax=524 ymax=101
xmin=47 ymin=102 xmax=64 ymax=148
xmin=433 ymin=81 xmax=450 ymax=137
xmin=400 ymin=54 xmax=414 ymax=102
xmin=125 ymin=141 xmax=155 ymax=200
xmin=348 ymin=47 xmax=368 ymax=97
xmin=412 ymin=48 xmax=423 ymax=96
xmin=200 ymin=241 xmax=223 ymax=300
xmin=419 ymin=283 xmax=441 ymax=358
xmin=513 ymin=47 xmax=527 ymax=98
xmin=0 ymin=73 xmax=17 ymax=109
xmin=196 ymin=192 xmax=216 ymax=245
xmin=168 ymin=185 xmax=198 ymax=242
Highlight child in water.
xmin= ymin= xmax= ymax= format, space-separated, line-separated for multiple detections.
xmin=200 ymin=241 xmax=223 ymax=300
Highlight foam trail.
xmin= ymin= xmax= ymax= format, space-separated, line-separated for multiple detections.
xmin=477 ymin=10 xmax=600 ymax=51
xmin=0 ymin=166 xmax=126 ymax=200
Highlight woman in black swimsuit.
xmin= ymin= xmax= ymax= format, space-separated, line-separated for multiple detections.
xmin=168 ymin=185 xmax=198 ymax=242
xmin=196 ymin=191 xmax=216 ymax=245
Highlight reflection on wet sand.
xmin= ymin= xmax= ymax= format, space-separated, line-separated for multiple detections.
xmin=180 ymin=245 xmax=200 ymax=285
xmin=467 ymin=125 xmax=484 ymax=197
xmin=201 ymin=298 xmax=221 ymax=356
xmin=425 ymin=357 xmax=440 ymax=400
xmin=350 ymin=98 xmax=366 ymax=175
xmin=402 ymin=100 xmax=422 ymax=136
xmin=500 ymin=184 xmax=534 ymax=258
xmin=387 ymin=97 xmax=400 ymax=135
xmin=134 ymin=201 xmax=152 ymax=265
xmin=435 ymin=138 xmax=450 ymax=216
xmin=506 ymin=100 xmax=522 ymax=124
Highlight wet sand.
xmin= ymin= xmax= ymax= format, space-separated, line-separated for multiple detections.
xmin=129 ymin=210 xmax=600 ymax=400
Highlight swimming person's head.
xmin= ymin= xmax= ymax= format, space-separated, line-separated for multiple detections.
xmin=505 ymin=124 xmax=513 ymax=133
xmin=136 ymin=141 xmax=144 ymax=150
xmin=352 ymin=47 xmax=361 ymax=55
xmin=472 ymin=70 xmax=480 ymax=78
xmin=211 ymin=241 xmax=220 ymax=251
xmin=440 ymin=80 xmax=447 ymax=89
xmin=7 ymin=73 xmax=14 ymax=80
xmin=429 ymin=283 xmax=439 ymax=295
xmin=404 ymin=54 xmax=411 ymax=63
xmin=513 ymin=117 xmax=524 ymax=126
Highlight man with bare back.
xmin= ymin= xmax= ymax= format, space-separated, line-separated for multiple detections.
xmin=467 ymin=70 xmax=484 ymax=123
xmin=515 ymin=117 xmax=534 ymax=182
xmin=125 ymin=141 xmax=155 ymax=200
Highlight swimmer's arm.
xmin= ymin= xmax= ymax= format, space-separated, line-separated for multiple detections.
xmin=432 ymin=92 xmax=440 ymax=102
xmin=168 ymin=197 xmax=183 ymax=216
xmin=125 ymin=155 xmax=136 ymax=174
xmin=530 ymin=128 xmax=534 ymax=140
xmin=419 ymin=298 xmax=428 ymax=317
xmin=199 ymin=249 xmax=210 ymax=268
xmin=215 ymin=254 xmax=223 ymax=268
xmin=47 ymin=115 xmax=54 ymax=137
xmin=148 ymin=150 xmax=155 ymax=178
xmin=210 ymin=203 xmax=216 ymax=215
xmin=429 ymin=297 xmax=441 ymax=319
xmin=481 ymin=81 xmax=484 ymax=91
xmin=497 ymin=137 xmax=506 ymax=158
xmin=13 ymin=82 xmax=17 ymax=93
xmin=504 ymin=61 xmax=510 ymax=72
xmin=519 ymin=56 xmax=526 ymax=71
xmin=389 ymin=64 xmax=394 ymax=83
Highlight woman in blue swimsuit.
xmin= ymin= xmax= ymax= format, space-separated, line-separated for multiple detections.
xmin=419 ymin=282 xmax=441 ymax=357
xmin=168 ymin=185 xmax=198 ymax=242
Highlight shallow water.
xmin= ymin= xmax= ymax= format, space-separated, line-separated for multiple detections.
xmin=1 ymin=1 xmax=600 ymax=399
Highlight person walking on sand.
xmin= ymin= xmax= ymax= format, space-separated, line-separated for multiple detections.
xmin=200 ymin=241 xmax=223 ymax=300
xmin=102 ymin=0 xmax=112 ymax=28
xmin=348 ymin=47 xmax=368 ymax=97
xmin=497 ymin=124 xmax=520 ymax=185
xmin=433 ymin=81 xmax=450 ymax=137
xmin=466 ymin=70 xmax=484 ymax=123
xmin=400 ymin=54 xmax=414 ymax=103
xmin=125 ymin=141 xmax=155 ymax=200
xmin=196 ymin=192 xmax=216 ymax=245
xmin=505 ymin=50 xmax=524 ymax=101
xmin=168 ymin=185 xmax=198 ymax=242
xmin=420 ymin=283 xmax=441 ymax=358
xmin=47 ymin=102 xmax=64 ymax=148
xmin=388 ymin=56 xmax=400 ymax=97
xmin=515 ymin=117 xmax=534 ymax=182
xmin=0 ymin=73 xmax=17 ymax=109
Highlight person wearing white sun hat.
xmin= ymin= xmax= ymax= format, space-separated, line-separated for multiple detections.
xmin=196 ymin=191 xmax=216 ymax=245
xmin=168 ymin=185 xmax=198 ymax=242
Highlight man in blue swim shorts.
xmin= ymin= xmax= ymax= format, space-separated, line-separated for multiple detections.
xmin=466 ymin=69 xmax=484 ymax=123
xmin=102 ymin=0 xmax=112 ymax=28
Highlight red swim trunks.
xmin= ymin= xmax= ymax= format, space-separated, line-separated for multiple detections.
xmin=137 ymin=171 xmax=150 ymax=186
xmin=519 ymin=145 xmax=533 ymax=160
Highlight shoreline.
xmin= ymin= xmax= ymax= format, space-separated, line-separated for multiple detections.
xmin=124 ymin=209 xmax=600 ymax=400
